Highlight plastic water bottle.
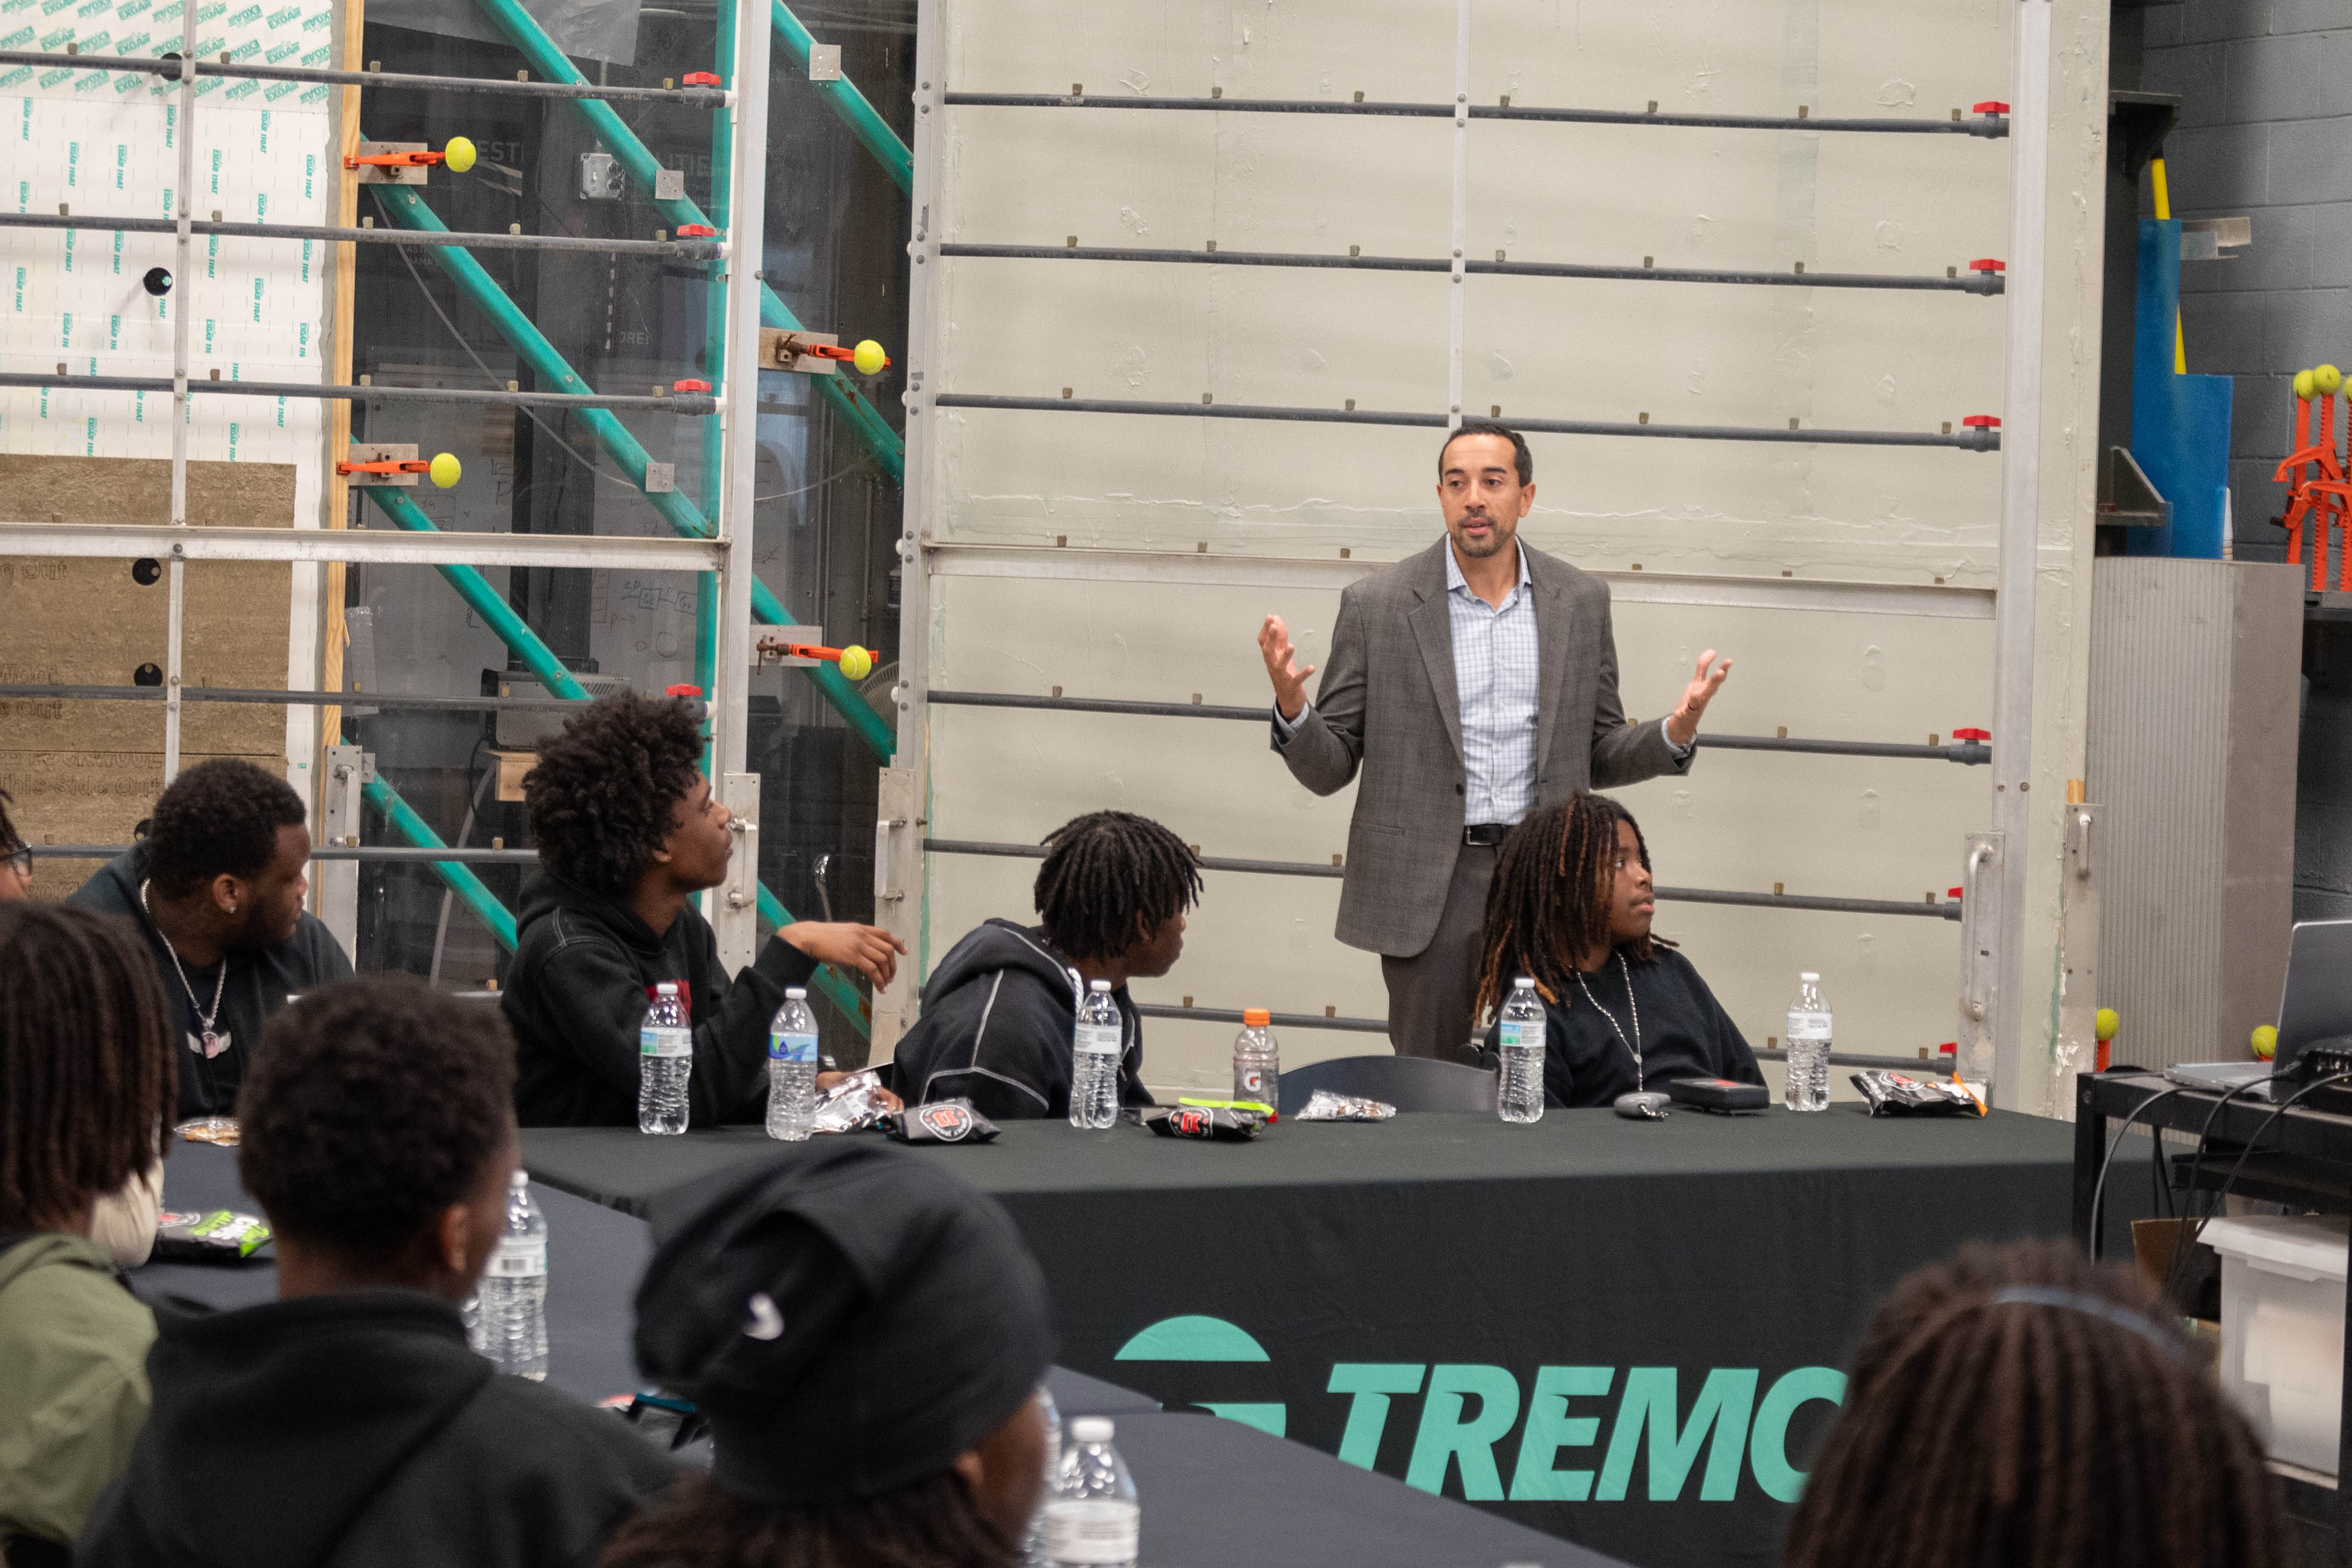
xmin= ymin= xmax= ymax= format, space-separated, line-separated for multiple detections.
xmin=1047 ymin=1416 xmax=1138 ymax=1568
xmin=1786 ymin=971 xmax=1832 ymax=1113
xmin=1497 ymin=977 xmax=1547 ymax=1124
xmin=461 ymin=1293 xmax=482 ymax=1355
xmin=477 ymin=1170 xmax=548 ymax=1380
xmin=766 ymin=986 xmax=820 ymax=1141
xmin=1233 ymin=1008 xmax=1279 ymax=1110
xmin=1022 ymin=1380 xmax=1063 ymax=1568
xmin=638 ymin=982 xmax=691 ymax=1135
xmin=1070 ymin=979 xmax=1122 ymax=1129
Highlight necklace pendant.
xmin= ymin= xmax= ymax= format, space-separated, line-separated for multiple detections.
xmin=199 ymin=1029 xmax=229 ymax=1059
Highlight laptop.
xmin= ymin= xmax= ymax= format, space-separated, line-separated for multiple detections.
xmin=2164 ymin=919 xmax=2352 ymax=1095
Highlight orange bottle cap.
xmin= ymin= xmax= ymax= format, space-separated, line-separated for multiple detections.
xmin=1243 ymin=1008 xmax=1270 ymax=1027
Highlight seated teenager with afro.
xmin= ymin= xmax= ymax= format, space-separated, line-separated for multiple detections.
xmin=889 ymin=810 xmax=1199 ymax=1120
xmin=78 ymin=976 xmax=676 ymax=1568
xmin=503 ymin=693 xmax=906 ymax=1127
xmin=1474 ymin=792 xmax=1761 ymax=1105
xmin=610 ymin=1140 xmax=1054 ymax=1568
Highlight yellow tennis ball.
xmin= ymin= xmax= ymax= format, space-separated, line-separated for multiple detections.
xmin=2252 ymin=1024 xmax=2278 ymax=1061
xmin=2320 ymin=365 xmax=2344 ymax=394
xmin=428 ymin=452 xmax=461 ymax=488
xmin=442 ymin=137 xmax=476 ymax=174
xmin=2296 ymin=369 xmax=2317 ymax=400
xmin=839 ymin=644 xmax=873 ymax=681
xmin=2094 ymin=1007 xmax=2118 ymax=1043
xmin=852 ymin=339 xmax=887 ymax=376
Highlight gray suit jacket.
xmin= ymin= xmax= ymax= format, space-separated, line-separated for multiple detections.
xmin=1273 ymin=537 xmax=1690 ymax=956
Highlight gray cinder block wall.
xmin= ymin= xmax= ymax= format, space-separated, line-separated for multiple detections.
xmin=2133 ymin=0 xmax=2352 ymax=919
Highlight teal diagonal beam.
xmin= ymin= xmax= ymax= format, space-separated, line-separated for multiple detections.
xmin=365 ymin=185 xmax=895 ymax=758
xmin=467 ymin=0 xmax=906 ymax=484
xmin=360 ymin=486 xmax=874 ymax=1030
xmin=771 ymin=0 xmax=912 ymax=194
xmin=361 ymin=764 xmax=519 ymax=951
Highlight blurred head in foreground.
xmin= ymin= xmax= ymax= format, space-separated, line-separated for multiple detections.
xmin=1784 ymin=1238 xmax=2283 ymax=1568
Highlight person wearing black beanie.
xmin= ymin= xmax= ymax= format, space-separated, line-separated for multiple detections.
xmin=604 ymin=1143 xmax=1054 ymax=1568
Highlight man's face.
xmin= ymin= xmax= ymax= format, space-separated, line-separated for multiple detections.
xmin=231 ymin=823 xmax=313 ymax=950
xmin=659 ymin=774 xmax=736 ymax=892
xmin=1436 ymin=432 xmax=1534 ymax=561
xmin=1125 ymin=911 xmax=1187 ymax=979
xmin=1602 ymin=819 xmax=1656 ymax=945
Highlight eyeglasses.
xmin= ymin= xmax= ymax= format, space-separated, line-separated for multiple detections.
xmin=3 ymin=844 xmax=27 ymax=881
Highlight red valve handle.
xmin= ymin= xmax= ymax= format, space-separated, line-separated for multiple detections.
xmin=1947 ymin=889 xmax=1965 ymax=901
xmin=1952 ymin=727 xmax=1990 ymax=742
xmin=676 ymin=223 xmax=718 ymax=238
xmin=666 ymin=684 xmax=703 ymax=698
xmin=672 ymin=379 xmax=712 ymax=393
xmin=1968 ymin=258 xmax=2006 ymax=272
xmin=682 ymin=72 xmax=720 ymax=86
xmin=1973 ymin=100 xmax=2009 ymax=115
xmin=1961 ymin=415 xmax=2001 ymax=428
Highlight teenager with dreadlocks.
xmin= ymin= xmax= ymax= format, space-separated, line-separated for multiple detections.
xmin=609 ymin=1142 xmax=1052 ymax=1568
xmin=1472 ymin=792 xmax=1759 ymax=1105
xmin=69 ymin=758 xmax=352 ymax=1121
xmin=1785 ymin=1238 xmax=2284 ymax=1568
xmin=504 ymin=693 xmax=906 ymax=1126
xmin=0 ymin=903 xmax=176 ymax=1563
xmin=890 ymin=810 xmax=1199 ymax=1119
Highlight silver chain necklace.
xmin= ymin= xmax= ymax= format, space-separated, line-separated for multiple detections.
xmin=142 ymin=878 xmax=228 ymax=1058
xmin=1573 ymin=951 xmax=1643 ymax=1089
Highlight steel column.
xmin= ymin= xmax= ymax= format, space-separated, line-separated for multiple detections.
xmin=1987 ymin=0 xmax=2051 ymax=1108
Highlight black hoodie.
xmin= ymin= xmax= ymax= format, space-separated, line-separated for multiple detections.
xmin=503 ymin=871 xmax=819 ymax=1128
xmin=68 ymin=846 xmax=353 ymax=1120
xmin=889 ymin=920 xmax=1152 ymax=1120
xmin=75 ymin=1291 xmax=673 ymax=1568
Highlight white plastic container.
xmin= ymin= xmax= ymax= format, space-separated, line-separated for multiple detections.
xmin=2203 ymin=1213 xmax=2349 ymax=1477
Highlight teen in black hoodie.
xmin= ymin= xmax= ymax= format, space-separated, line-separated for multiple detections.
xmin=891 ymin=812 xmax=1198 ymax=1120
xmin=78 ymin=977 xmax=674 ymax=1568
xmin=498 ymin=694 xmax=904 ymax=1128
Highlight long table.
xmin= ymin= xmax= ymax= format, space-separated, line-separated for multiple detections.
xmin=139 ymin=1140 xmax=1606 ymax=1568
xmin=525 ymin=1104 xmax=2120 ymax=1568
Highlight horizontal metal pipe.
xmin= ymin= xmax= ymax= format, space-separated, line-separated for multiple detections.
xmin=1756 ymin=1047 xmax=1965 ymax=1071
xmin=3 ymin=372 xmax=716 ymax=415
xmin=930 ymin=394 xmax=1997 ymax=452
xmin=944 ymin=91 xmax=2007 ymax=137
xmin=30 ymin=843 xmax=538 ymax=863
xmin=0 ymin=684 xmax=696 ymax=716
xmin=939 ymin=243 xmax=2002 ymax=296
xmin=924 ymin=837 xmax=1962 ymax=918
xmin=0 ymin=48 xmax=728 ymax=104
xmin=1134 ymin=1003 xmax=1389 ymax=1034
xmin=923 ymin=690 xmax=1990 ymax=762
xmin=3 ymin=210 xmax=721 ymax=259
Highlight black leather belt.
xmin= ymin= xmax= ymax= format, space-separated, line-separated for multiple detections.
xmin=1463 ymin=823 xmax=1511 ymax=847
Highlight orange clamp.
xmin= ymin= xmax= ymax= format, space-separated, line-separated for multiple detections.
xmin=345 ymin=149 xmax=443 ymax=169
xmin=335 ymin=458 xmax=429 ymax=476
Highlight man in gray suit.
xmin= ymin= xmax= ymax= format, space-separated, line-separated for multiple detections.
xmin=1258 ymin=421 xmax=1731 ymax=1061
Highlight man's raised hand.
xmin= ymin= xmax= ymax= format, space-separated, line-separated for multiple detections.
xmin=1664 ymin=649 xmax=1732 ymax=749
xmin=780 ymin=921 xmax=906 ymax=988
xmin=1258 ymin=615 xmax=1315 ymax=722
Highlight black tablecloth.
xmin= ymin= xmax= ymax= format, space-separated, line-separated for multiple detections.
xmin=523 ymin=1105 xmax=2099 ymax=1568
xmin=131 ymin=1143 xmax=1593 ymax=1567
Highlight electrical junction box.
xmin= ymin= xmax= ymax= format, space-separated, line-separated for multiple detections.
xmin=579 ymin=152 xmax=626 ymax=201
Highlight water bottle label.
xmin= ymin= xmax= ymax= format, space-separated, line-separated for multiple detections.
xmin=1499 ymin=1020 xmax=1545 ymax=1053
xmin=640 ymin=1025 xmax=691 ymax=1058
xmin=487 ymin=1238 xmax=546 ymax=1278
xmin=770 ymin=1030 xmax=820 ymax=1063
xmin=1045 ymin=1500 xmax=1139 ymax=1563
xmin=1075 ymin=1023 xmax=1122 ymax=1058
xmin=1786 ymin=1011 xmax=1832 ymax=1041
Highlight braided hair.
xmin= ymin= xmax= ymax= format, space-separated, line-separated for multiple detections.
xmin=0 ymin=902 xmax=176 ymax=1230
xmin=1785 ymin=1239 xmax=2284 ymax=1568
xmin=602 ymin=1471 xmax=1016 ymax=1568
xmin=1033 ymin=811 xmax=1202 ymax=962
xmin=1471 ymin=792 xmax=1662 ymax=1027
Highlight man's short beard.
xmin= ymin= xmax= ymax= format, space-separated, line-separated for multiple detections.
xmin=1451 ymin=520 xmax=1510 ymax=558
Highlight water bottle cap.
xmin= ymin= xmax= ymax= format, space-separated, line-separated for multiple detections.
xmin=785 ymin=987 xmax=807 ymax=999
xmin=1800 ymin=972 xmax=1820 ymax=982
xmin=1512 ymin=975 xmax=1535 ymax=988
xmin=1089 ymin=979 xmax=1113 ymax=992
xmin=656 ymin=982 xmax=681 ymax=994
xmin=1069 ymin=1416 xmax=1114 ymax=1443
xmin=1243 ymin=1007 xmax=1270 ymax=1026
xmin=509 ymin=1169 xmax=529 ymax=1189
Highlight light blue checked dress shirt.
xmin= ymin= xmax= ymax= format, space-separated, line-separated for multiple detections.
xmin=1444 ymin=544 xmax=1541 ymax=825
